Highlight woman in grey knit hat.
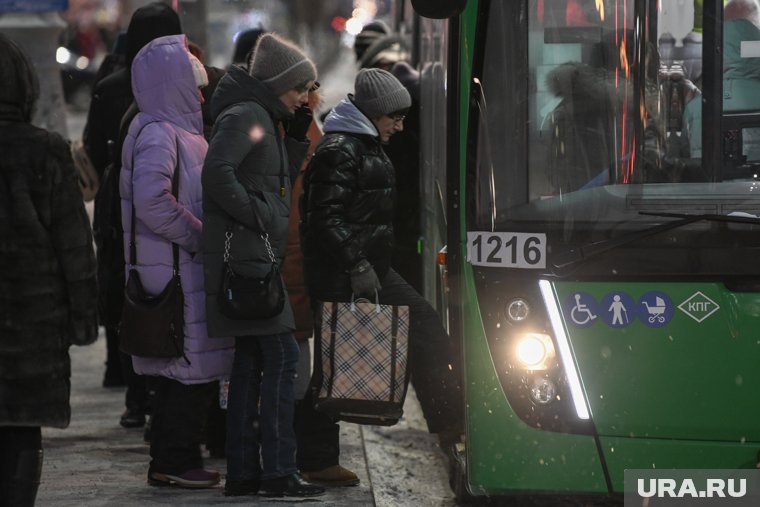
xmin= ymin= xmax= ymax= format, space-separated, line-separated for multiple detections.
xmin=297 ymin=68 xmax=464 ymax=482
xmin=201 ymin=33 xmax=323 ymax=498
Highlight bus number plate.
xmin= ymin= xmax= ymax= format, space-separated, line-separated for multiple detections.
xmin=467 ymin=232 xmax=546 ymax=269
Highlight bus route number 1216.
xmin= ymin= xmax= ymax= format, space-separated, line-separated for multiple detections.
xmin=466 ymin=232 xmax=546 ymax=269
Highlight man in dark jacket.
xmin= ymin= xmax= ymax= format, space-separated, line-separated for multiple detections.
xmin=299 ymin=68 xmax=464 ymax=484
xmin=83 ymin=1 xmax=182 ymax=427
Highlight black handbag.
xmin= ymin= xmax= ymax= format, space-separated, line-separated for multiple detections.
xmin=119 ymin=135 xmax=185 ymax=359
xmin=218 ymin=229 xmax=285 ymax=320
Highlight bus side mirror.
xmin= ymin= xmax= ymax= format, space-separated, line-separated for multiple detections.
xmin=411 ymin=0 xmax=467 ymax=19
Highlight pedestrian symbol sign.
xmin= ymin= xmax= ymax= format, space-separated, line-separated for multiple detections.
xmin=600 ymin=292 xmax=635 ymax=328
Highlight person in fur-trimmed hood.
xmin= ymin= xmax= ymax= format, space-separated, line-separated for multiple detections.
xmin=0 ymin=34 xmax=98 ymax=505
xmin=298 ymin=69 xmax=464 ymax=482
xmin=120 ymin=33 xmax=234 ymax=490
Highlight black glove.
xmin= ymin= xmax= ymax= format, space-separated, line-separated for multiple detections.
xmin=285 ymin=105 xmax=313 ymax=141
xmin=350 ymin=260 xmax=381 ymax=299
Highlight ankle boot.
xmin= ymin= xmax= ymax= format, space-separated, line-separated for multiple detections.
xmin=4 ymin=449 xmax=43 ymax=507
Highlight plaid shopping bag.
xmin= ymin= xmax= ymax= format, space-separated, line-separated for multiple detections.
xmin=312 ymin=299 xmax=410 ymax=426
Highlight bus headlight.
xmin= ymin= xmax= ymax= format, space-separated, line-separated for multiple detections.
xmin=530 ymin=377 xmax=557 ymax=404
xmin=515 ymin=333 xmax=555 ymax=370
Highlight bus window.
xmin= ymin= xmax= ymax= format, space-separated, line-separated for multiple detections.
xmin=723 ymin=0 xmax=760 ymax=164
xmin=531 ymin=0 xmax=629 ymax=196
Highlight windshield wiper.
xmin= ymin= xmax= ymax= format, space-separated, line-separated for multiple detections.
xmin=551 ymin=212 xmax=760 ymax=272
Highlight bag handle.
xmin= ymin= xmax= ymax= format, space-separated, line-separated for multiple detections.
xmin=224 ymin=228 xmax=276 ymax=265
xmin=350 ymin=291 xmax=382 ymax=313
xmin=129 ymin=128 xmax=180 ymax=275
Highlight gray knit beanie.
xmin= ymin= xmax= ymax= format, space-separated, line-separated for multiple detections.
xmin=353 ymin=68 xmax=411 ymax=118
xmin=249 ymin=33 xmax=317 ymax=96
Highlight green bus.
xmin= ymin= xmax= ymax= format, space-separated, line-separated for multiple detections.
xmin=408 ymin=0 xmax=760 ymax=502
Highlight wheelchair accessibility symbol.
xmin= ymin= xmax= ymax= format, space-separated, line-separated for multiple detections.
xmin=564 ymin=292 xmax=599 ymax=327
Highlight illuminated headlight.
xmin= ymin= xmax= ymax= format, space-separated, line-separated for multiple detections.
xmin=530 ymin=377 xmax=557 ymax=404
xmin=56 ymin=46 xmax=71 ymax=64
xmin=515 ymin=333 xmax=556 ymax=370
xmin=506 ymin=298 xmax=530 ymax=322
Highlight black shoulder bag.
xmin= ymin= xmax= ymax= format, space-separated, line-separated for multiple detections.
xmin=218 ymin=228 xmax=285 ymax=320
xmin=119 ymin=136 xmax=185 ymax=359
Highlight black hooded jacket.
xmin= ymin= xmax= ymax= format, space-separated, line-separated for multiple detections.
xmin=300 ymin=98 xmax=396 ymax=298
xmin=82 ymin=2 xmax=182 ymax=326
xmin=0 ymin=34 xmax=97 ymax=427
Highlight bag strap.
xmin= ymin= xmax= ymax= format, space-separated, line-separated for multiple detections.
xmin=389 ymin=305 xmax=399 ymax=403
xmin=129 ymin=126 xmax=180 ymax=275
xmin=223 ymin=228 xmax=277 ymax=264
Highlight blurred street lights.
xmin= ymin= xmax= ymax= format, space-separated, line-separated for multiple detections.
xmin=0 ymin=2 xmax=69 ymax=137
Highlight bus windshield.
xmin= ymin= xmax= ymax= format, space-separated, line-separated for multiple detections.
xmin=473 ymin=0 xmax=760 ymax=243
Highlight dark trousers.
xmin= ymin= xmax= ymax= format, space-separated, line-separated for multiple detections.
xmin=148 ymin=376 xmax=215 ymax=475
xmin=104 ymin=325 xmax=122 ymax=379
xmin=204 ymin=381 xmax=226 ymax=456
xmin=110 ymin=325 xmax=150 ymax=414
xmin=225 ymin=334 xmax=299 ymax=481
xmin=0 ymin=426 xmax=41 ymax=473
xmin=0 ymin=426 xmax=42 ymax=507
xmin=297 ymin=268 xmax=464 ymax=469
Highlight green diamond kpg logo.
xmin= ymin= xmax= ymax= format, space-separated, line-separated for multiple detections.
xmin=678 ymin=291 xmax=720 ymax=323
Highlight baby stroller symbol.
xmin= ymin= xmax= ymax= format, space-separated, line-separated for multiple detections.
xmin=642 ymin=297 xmax=667 ymax=323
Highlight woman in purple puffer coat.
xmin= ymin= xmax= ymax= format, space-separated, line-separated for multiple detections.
xmin=120 ymin=34 xmax=233 ymax=489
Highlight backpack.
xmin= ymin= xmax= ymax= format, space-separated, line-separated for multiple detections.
xmin=92 ymin=103 xmax=138 ymax=248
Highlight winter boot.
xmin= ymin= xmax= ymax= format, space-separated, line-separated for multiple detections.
xmin=300 ymin=464 xmax=360 ymax=486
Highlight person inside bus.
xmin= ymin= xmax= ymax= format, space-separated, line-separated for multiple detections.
xmin=299 ymin=68 xmax=464 ymax=482
xmin=545 ymin=61 xmax=618 ymax=192
xmin=723 ymin=0 xmax=760 ymax=161
xmin=684 ymin=0 xmax=760 ymax=162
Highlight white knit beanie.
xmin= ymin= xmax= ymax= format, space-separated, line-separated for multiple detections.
xmin=353 ymin=68 xmax=411 ymax=118
xmin=249 ymin=33 xmax=317 ymax=96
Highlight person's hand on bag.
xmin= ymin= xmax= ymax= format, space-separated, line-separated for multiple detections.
xmin=285 ymin=105 xmax=313 ymax=141
xmin=350 ymin=259 xmax=381 ymax=299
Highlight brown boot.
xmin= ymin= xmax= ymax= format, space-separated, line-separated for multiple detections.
xmin=437 ymin=429 xmax=463 ymax=450
xmin=300 ymin=465 xmax=360 ymax=487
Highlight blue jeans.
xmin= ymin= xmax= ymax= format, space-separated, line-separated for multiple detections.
xmin=225 ymin=333 xmax=299 ymax=481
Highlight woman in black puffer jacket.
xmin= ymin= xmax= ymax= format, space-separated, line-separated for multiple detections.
xmin=298 ymin=69 xmax=464 ymax=482
xmin=300 ymin=110 xmax=395 ymax=295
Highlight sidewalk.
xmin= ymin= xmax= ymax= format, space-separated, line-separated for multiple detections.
xmin=37 ymin=332 xmax=456 ymax=506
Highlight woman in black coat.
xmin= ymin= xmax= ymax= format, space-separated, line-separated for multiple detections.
xmin=0 ymin=34 xmax=98 ymax=506
xmin=299 ymin=68 xmax=464 ymax=480
xmin=202 ymin=33 xmax=323 ymax=498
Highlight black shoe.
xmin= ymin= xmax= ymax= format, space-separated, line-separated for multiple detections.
xmin=224 ymin=478 xmax=260 ymax=496
xmin=119 ymin=408 xmax=145 ymax=428
xmin=259 ymin=473 xmax=325 ymax=497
